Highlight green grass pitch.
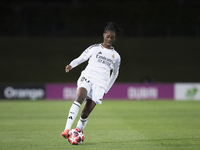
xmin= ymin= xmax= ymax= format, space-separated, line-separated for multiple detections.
xmin=0 ymin=100 xmax=200 ymax=150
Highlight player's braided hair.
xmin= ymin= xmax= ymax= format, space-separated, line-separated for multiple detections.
xmin=104 ymin=22 xmax=123 ymax=36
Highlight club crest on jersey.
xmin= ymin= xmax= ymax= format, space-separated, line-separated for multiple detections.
xmin=112 ymin=54 xmax=115 ymax=58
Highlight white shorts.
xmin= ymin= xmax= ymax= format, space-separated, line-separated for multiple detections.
xmin=77 ymin=76 xmax=105 ymax=104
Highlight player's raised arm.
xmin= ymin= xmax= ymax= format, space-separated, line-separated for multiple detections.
xmin=65 ymin=50 xmax=91 ymax=73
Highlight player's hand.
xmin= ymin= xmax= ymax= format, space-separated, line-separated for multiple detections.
xmin=65 ymin=65 xmax=72 ymax=73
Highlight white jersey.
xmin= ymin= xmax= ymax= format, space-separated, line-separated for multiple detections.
xmin=69 ymin=43 xmax=121 ymax=93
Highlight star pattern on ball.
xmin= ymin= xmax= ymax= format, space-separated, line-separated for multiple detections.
xmin=68 ymin=128 xmax=85 ymax=145
xmin=78 ymin=132 xmax=84 ymax=138
xmin=70 ymin=136 xmax=77 ymax=143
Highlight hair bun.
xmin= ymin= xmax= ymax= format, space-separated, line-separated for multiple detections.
xmin=104 ymin=22 xmax=123 ymax=36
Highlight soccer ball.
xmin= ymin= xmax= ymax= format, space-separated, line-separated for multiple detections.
xmin=68 ymin=128 xmax=85 ymax=145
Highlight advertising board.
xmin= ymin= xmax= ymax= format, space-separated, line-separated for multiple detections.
xmin=0 ymin=85 xmax=45 ymax=100
xmin=46 ymin=83 xmax=76 ymax=100
xmin=1 ymin=83 xmax=199 ymax=101
xmin=175 ymin=83 xmax=200 ymax=100
xmin=46 ymin=83 xmax=174 ymax=100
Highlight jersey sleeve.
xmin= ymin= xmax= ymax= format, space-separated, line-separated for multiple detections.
xmin=105 ymin=54 xmax=121 ymax=93
xmin=69 ymin=46 xmax=94 ymax=69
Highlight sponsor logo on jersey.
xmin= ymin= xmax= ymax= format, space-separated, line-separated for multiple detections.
xmin=96 ymin=52 xmax=113 ymax=67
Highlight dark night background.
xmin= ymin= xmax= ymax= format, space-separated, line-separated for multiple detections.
xmin=0 ymin=0 xmax=200 ymax=84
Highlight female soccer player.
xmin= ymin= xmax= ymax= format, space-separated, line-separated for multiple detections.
xmin=61 ymin=22 xmax=122 ymax=139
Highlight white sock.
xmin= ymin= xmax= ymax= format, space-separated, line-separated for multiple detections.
xmin=76 ymin=117 xmax=88 ymax=131
xmin=64 ymin=101 xmax=81 ymax=131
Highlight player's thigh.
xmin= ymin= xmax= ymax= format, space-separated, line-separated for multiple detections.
xmin=91 ymin=84 xmax=105 ymax=105
xmin=75 ymin=87 xmax=87 ymax=104
xmin=77 ymin=76 xmax=91 ymax=92
xmin=76 ymin=76 xmax=92 ymax=104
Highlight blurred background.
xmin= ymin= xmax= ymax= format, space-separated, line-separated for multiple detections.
xmin=1 ymin=0 xmax=200 ymax=84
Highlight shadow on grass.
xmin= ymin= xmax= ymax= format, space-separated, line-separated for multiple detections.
xmin=135 ymin=137 xmax=200 ymax=147
xmin=82 ymin=137 xmax=200 ymax=146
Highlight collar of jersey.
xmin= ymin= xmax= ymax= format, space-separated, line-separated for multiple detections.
xmin=100 ymin=43 xmax=114 ymax=51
